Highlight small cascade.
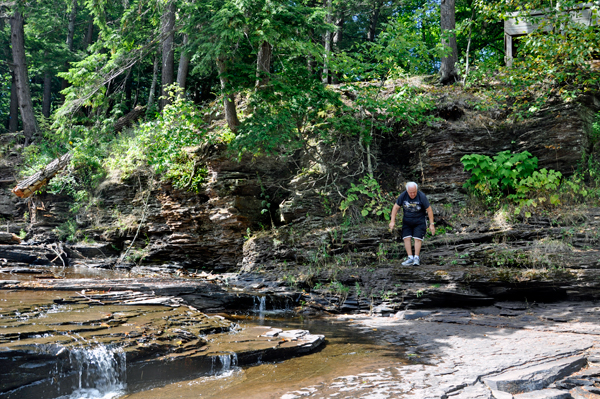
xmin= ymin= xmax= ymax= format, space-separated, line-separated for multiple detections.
xmin=250 ymin=295 xmax=298 ymax=318
xmin=253 ymin=295 xmax=267 ymax=320
xmin=55 ymin=345 xmax=127 ymax=399
xmin=212 ymin=353 xmax=238 ymax=374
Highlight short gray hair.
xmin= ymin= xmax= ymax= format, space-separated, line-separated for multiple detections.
xmin=406 ymin=182 xmax=418 ymax=190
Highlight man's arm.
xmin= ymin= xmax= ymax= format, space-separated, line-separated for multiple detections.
xmin=389 ymin=203 xmax=401 ymax=230
xmin=426 ymin=206 xmax=435 ymax=235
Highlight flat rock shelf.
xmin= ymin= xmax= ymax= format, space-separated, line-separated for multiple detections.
xmin=0 ymin=290 xmax=324 ymax=399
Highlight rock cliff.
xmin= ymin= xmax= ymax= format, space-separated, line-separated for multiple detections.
xmin=1 ymin=90 xmax=598 ymax=293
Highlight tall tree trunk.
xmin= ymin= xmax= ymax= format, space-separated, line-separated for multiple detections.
xmin=176 ymin=34 xmax=190 ymax=92
xmin=439 ymin=0 xmax=459 ymax=84
xmin=333 ymin=7 xmax=344 ymax=51
xmin=9 ymin=72 xmax=19 ymax=132
xmin=66 ymin=0 xmax=77 ymax=52
xmin=462 ymin=7 xmax=476 ymax=85
xmin=10 ymin=10 xmax=38 ymax=145
xmin=147 ymin=52 xmax=159 ymax=110
xmin=61 ymin=0 xmax=78 ymax=102
xmin=255 ymin=40 xmax=272 ymax=89
xmin=367 ymin=0 xmax=383 ymax=42
xmin=85 ymin=17 xmax=94 ymax=48
xmin=216 ymin=57 xmax=240 ymax=133
xmin=160 ymin=0 xmax=175 ymax=110
xmin=322 ymin=0 xmax=333 ymax=84
xmin=42 ymin=71 xmax=52 ymax=118
xmin=332 ymin=6 xmax=345 ymax=84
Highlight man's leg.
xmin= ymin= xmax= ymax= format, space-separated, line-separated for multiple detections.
xmin=414 ymin=238 xmax=422 ymax=256
xmin=412 ymin=222 xmax=427 ymax=265
xmin=401 ymin=224 xmax=415 ymax=266
xmin=404 ymin=237 xmax=413 ymax=257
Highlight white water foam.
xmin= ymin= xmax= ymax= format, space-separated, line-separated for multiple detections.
xmin=211 ymin=352 xmax=239 ymax=373
xmin=56 ymin=345 xmax=127 ymax=399
xmin=253 ymin=295 xmax=267 ymax=320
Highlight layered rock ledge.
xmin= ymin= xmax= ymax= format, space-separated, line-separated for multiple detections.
xmin=0 ymin=289 xmax=324 ymax=399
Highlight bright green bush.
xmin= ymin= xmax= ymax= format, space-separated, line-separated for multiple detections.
xmin=106 ymin=86 xmax=213 ymax=192
xmin=461 ymin=150 xmax=539 ymax=198
xmin=340 ymin=176 xmax=395 ymax=221
xmin=461 ymin=150 xmax=563 ymax=215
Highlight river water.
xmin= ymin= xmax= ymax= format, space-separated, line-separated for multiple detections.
xmin=1 ymin=267 xmax=411 ymax=399
xmin=123 ymin=314 xmax=409 ymax=399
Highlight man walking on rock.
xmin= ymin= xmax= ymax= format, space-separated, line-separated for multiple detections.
xmin=389 ymin=182 xmax=435 ymax=266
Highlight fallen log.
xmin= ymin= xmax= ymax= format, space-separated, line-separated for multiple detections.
xmin=115 ymin=105 xmax=146 ymax=133
xmin=12 ymin=152 xmax=72 ymax=198
xmin=0 ymin=232 xmax=21 ymax=245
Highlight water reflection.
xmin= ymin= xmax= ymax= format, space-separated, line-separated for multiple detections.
xmin=123 ymin=314 xmax=408 ymax=399
xmin=1 ymin=269 xmax=409 ymax=399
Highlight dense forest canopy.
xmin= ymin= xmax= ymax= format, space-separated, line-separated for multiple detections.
xmin=0 ymin=0 xmax=598 ymax=208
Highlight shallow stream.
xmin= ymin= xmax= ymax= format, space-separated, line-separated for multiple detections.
xmin=123 ymin=314 xmax=409 ymax=399
xmin=1 ymin=266 xmax=410 ymax=399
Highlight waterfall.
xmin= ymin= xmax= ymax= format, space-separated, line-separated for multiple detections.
xmin=55 ymin=345 xmax=127 ymax=399
xmin=212 ymin=353 xmax=238 ymax=374
xmin=253 ymin=295 xmax=267 ymax=320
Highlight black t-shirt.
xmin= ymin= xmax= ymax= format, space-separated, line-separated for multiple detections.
xmin=396 ymin=190 xmax=430 ymax=224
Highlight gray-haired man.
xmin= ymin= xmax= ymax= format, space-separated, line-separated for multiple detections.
xmin=388 ymin=182 xmax=435 ymax=266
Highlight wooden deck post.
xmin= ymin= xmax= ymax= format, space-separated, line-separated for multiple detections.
xmin=504 ymin=33 xmax=513 ymax=67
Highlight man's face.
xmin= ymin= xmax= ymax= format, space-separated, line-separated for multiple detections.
xmin=407 ymin=186 xmax=417 ymax=199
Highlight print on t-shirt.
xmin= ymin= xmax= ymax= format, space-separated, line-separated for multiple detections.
xmin=402 ymin=201 xmax=422 ymax=214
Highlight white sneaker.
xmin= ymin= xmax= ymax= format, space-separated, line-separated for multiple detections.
xmin=402 ymin=258 xmax=414 ymax=266
xmin=413 ymin=257 xmax=420 ymax=266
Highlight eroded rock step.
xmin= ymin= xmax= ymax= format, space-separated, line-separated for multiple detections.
xmin=0 ymin=290 xmax=324 ymax=399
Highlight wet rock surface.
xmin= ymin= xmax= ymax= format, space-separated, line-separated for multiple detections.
xmin=0 ymin=288 xmax=324 ymax=398
xmin=275 ymin=301 xmax=600 ymax=399
xmin=5 ymin=268 xmax=600 ymax=398
xmin=0 ymin=274 xmax=300 ymax=313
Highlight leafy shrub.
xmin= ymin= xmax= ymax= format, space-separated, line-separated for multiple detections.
xmin=461 ymin=150 xmax=563 ymax=215
xmin=139 ymin=87 xmax=209 ymax=174
xmin=461 ymin=150 xmax=539 ymax=198
xmin=509 ymin=168 xmax=562 ymax=216
xmin=340 ymin=176 xmax=395 ymax=220
xmin=107 ymin=86 xmax=213 ymax=192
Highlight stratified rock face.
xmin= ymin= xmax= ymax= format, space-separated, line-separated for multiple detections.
xmin=0 ymin=189 xmax=18 ymax=218
xmin=379 ymin=98 xmax=593 ymax=203
xmin=0 ymin=244 xmax=64 ymax=266
xmin=483 ymin=356 xmax=587 ymax=394
xmin=23 ymin=149 xmax=294 ymax=272
xmin=11 ymin=93 xmax=598 ymax=272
